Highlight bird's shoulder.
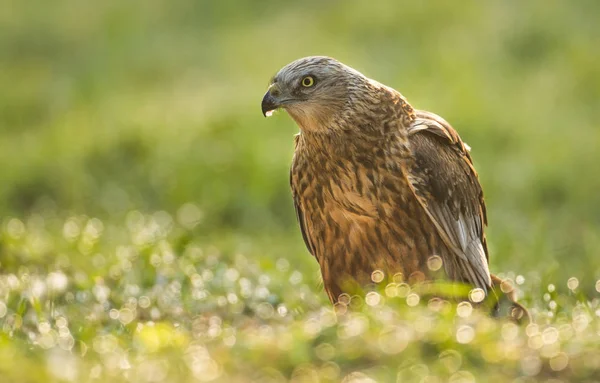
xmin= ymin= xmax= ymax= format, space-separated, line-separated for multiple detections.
xmin=407 ymin=109 xmax=486 ymax=227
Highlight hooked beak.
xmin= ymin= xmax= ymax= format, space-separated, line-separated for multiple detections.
xmin=261 ymin=88 xmax=279 ymax=117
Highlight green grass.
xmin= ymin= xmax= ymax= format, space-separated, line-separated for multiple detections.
xmin=1 ymin=215 xmax=599 ymax=382
xmin=1 ymin=0 xmax=600 ymax=381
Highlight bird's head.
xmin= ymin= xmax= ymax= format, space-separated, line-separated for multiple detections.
xmin=261 ymin=56 xmax=368 ymax=132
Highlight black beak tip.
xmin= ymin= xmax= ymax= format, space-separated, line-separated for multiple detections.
xmin=261 ymin=91 xmax=278 ymax=117
xmin=261 ymin=107 xmax=270 ymax=118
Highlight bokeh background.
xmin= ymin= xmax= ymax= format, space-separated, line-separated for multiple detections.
xmin=1 ymin=1 xmax=600 ymax=382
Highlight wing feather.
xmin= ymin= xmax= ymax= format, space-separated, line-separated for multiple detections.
xmin=407 ymin=110 xmax=492 ymax=292
xmin=290 ymin=135 xmax=317 ymax=258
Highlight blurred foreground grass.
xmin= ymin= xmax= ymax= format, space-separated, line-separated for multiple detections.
xmin=1 ymin=214 xmax=600 ymax=382
xmin=1 ymin=0 xmax=600 ymax=381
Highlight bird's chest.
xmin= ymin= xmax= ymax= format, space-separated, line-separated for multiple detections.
xmin=295 ymin=154 xmax=415 ymax=255
xmin=292 ymin=145 xmax=443 ymax=301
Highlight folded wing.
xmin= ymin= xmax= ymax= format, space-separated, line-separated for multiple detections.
xmin=406 ymin=110 xmax=492 ymax=293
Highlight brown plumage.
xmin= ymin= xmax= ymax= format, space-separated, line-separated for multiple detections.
xmin=262 ymin=56 xmax=527 ymax=320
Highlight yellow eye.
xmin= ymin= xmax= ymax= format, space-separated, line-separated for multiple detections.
xmin=301 ymin=76 xmax=315 ymax=87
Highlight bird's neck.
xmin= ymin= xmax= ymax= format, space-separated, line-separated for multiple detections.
xmin=297 ymin=85 xmax=415 ymax=158
xmin=297 ymin=124 xmax=411 ymax=163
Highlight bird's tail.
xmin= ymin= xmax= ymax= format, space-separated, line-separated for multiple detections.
xmin=489 ymin=274 xmax=531 ymax=324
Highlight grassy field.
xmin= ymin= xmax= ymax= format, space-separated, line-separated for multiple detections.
xmin=1 ymin=1 xmax=600 ymax=381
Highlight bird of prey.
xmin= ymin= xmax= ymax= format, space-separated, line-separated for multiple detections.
xmin=262 ymin=56 xmax=527 ymax=319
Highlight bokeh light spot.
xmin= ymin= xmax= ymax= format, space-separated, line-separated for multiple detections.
xmin=457 ymin=302 xmax=473 ymax=318
xmin=468 ymin=288 xmax=485 ymax=303
xmin=456 ymin=326 xmax=475 ymax=344
xmin=567 ymin=277 xmax=579 ymax=291
xmin=365 ymin=292 xmax=382 ymax=306
xmin=549 ymin=352 xmax=569 ymax=371
xmin=371 ymin=270 xmax=385 ymax=283
xmin=406 ymin=293 xmax=420 ymax=307
xmin=427 ymin=255 xmax=443 ymax=271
